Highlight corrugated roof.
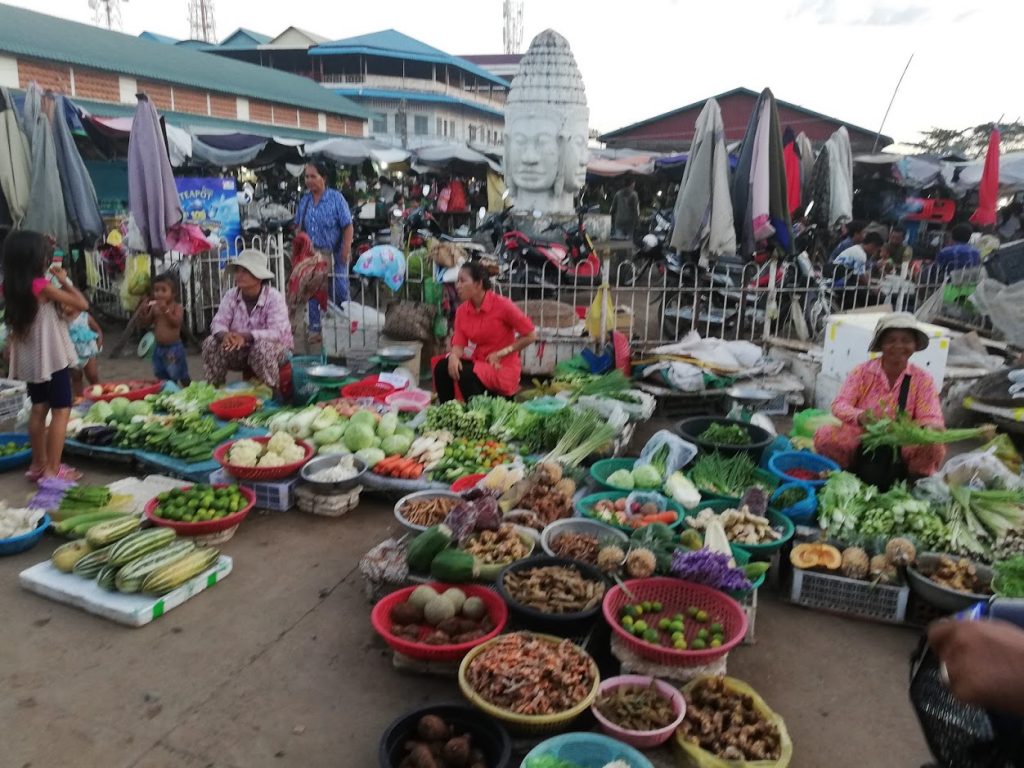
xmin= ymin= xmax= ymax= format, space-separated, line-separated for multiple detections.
xmin=310 ymin=29 xmax=510 ymax=90
xmin=333 ymin=87 xmax=504 ymax=118
xmin=139 ymin=31 xmax=179 ymax=45
xmin=218 ymin=27 xmax=272 ymax=49
xmin=0 ymin=3 xmax=370 ymax=120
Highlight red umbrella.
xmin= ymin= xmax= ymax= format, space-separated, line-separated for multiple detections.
xmin=969 ymin=127 xmax=1000 ymax=228
xmin=783 ymin=127 xmax=802 ymax=215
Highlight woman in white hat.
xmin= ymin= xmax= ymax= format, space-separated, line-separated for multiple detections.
xmin=202 ymin=250 xmax=293 ymax=395
xmin=814 ymin=312 xmax=946 ymax=483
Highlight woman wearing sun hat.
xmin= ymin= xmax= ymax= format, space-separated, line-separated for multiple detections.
xmin=201 ymin=249 xmax=293 ymax=393
xmin=814 ymin=312 xmax=946 ymax=483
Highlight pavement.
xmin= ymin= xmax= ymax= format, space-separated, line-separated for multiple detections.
xmin=0 ymin=346 xmax=936 ymax=768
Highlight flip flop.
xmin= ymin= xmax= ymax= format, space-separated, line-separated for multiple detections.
xmin=24 ymin=468 xmax=44 ymax=481
xmin=38 ymin=464 xmax=82 ymax=483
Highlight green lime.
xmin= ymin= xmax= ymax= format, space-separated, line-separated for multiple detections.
xmin=673 ymin=638 xmax=687 ymax=650
xmin=710 ymin=638 xmax=722 ymax=648
xmin=642 ymin=629 xmax=659 ymax=643
xmin=671 ymin=631 xmax=684 ymax=642
xmin=691 ymin=638 xmax=706 ymax=650
xmin=658 ymin=618 xmax=671 ymax=631
xmin=710 ymin=622 xmax=724 ymax=634
xmin=696 ymin=610 xmax=709 ymax=623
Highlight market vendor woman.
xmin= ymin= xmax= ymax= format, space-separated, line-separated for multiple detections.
xmin=434 ymin=262 xmax=537 ymax=403
xmin=814 ymin=312 xmax=945 ymax=483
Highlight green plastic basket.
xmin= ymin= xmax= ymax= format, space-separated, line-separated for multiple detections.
xmin=575 ymin=491 xmax=685 ymax=534
xmin=290 ymin=354 xmax=325 ymax=403
xmin=693 ymin=468 xmax=780 ymax=503
xmin=686 ymin=498 xmax=794 ymax=557
xmin=589 ymin=457 xmax=636 ymax=491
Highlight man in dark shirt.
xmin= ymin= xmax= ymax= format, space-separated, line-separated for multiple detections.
xmin=829 ymin=220 xmax=866 ymax=261
xmin=936 ymin=223 xmax=981 ymax=271
xmin=610 ymin=179 xmax=640 ymax=239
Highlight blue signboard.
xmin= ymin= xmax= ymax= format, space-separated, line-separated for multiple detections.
xmin=174 ymin=177 xmax=241 ymax=256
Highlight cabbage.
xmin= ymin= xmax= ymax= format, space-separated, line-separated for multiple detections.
xmin=109 ymin=397 xmax=130 ymax=418
xmin=349 ymin=410 xmax=378 ymax=433
xmin=395 ymin=426 xmax=415 ymax=440
xmin=311 ymin=406 xmax=339 ymax=432
xmin=85 ymin=401 xmax=113 ymax=423
xmin=317 ymin=442 xmax=350 ymax=456
xmin=665 ymin=471 xmax=701 ymax=509
xmin=377 ymin=412 xmax=399 ymax=439
xmin=127 ymin=400 xmax=152 ymax=417
xmin=312 ymin=425 xmax=345 ymax=446
xmin=355 ymin=447 xmax=385 ymax=467
xmin=344 ymin=423 xmax=376 ymax=452
xmin=632 ymin=464 xmax=663 ymax=490
xmin=380 ymin=434 xmax=412 ymax=456
xmin=607 ymin=469 xmax=635 ymax=490
xmin=287 ymin=408 xmax=319 ymax=439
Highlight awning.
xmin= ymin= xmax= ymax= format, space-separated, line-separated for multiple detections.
xmin=304 ymin=136 xmax=410 ymax=166
xmin=411 ymin=143 xmax=501 ymax=174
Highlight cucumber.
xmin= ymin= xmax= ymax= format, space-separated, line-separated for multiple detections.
xmin=115 ymin=540 xmax=196 ymax=593
xmin=96 ymin=564 xmax=120 ymax=591
xmin=141 ymin=547 xmax=220 ymax=595
xmin=429 ymin=549 xmax=479 ymax=582
xmin=108 ymin=527 xmax=177 ymax=566
xmin=85 ymin=516 xmax=141 ymax=547
xmin=54 ymin=510 xmax=126 ymax=536
xmin=72 ymin=545 xmax=113 ymax=579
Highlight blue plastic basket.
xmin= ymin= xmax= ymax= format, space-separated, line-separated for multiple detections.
xmin=767 ymin=450 xmax=839 ymax=488
xmin=771 ymin=481 xmax=818 ymax=524
xmin=0 ymin=432 xmax=31 ymax=471
xmin=522 ymin=732 xmax=655 ymax=768
xmin=0 ymin=513 xmax=50 ymax=556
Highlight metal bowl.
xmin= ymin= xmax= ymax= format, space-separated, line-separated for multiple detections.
xmin=378 ymin=345 xmax=417 ymax=363
xmin=540 ymin=518 xmax=629 ymax=561
xmin=306 ymin=364 xmax=351 ymax=381
xmin=299 ymin=454 xmax=367 ymax=492
xmin=906 ymin=552 xmax=993 ymax=613
xmin=393 ymin=489 xmax=463 ymax=532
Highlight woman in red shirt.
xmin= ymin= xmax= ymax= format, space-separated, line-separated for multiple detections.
xmin=434 ymin=263 xmax=537 ymax=402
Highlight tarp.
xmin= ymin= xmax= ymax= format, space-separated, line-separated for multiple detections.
xmin=411 ymin=143 xmax=500 ymax=173
xmin=304 ymin=136 xmax=410 ymax=167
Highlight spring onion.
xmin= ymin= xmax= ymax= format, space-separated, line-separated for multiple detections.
xmin=862 ymin=412 xmax=997 ymax=453
xmin=688 ymin=453 xmax=761 ymax=497
xmin=543 ymin=408 xmax=618 ymax=467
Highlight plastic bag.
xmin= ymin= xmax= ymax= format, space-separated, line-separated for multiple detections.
xmin=119 ymin=253 xmax=151 ymax=312
xmin=634 ymin=429 xmax=698 ymax=476
xmin=675 ymin=676 xmax=793 ymax=768
xmin=584 ymin=283 xmax=614 ymax=340
xmin=939 ymin=449 xmax=1024 ymax=491
xmin=981 ymin=434 xmax=1023 ymax=475
xmin=625 ymin=490 xmax=670 ymax=515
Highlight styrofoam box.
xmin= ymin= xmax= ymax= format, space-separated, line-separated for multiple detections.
xmin=520 ymin=332 xmax=590 ymax=376
xmin=822 ymin=312 xmax=950 ymax=388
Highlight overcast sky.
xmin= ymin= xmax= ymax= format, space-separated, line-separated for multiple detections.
xmin=12 ymin=0 xmax=1024 ymax=150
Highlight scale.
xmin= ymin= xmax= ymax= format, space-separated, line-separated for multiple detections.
xmin=305 ymin=364 xmax=352 ymax=404
xmin=725 ymin=385 xmax=778 ymax=423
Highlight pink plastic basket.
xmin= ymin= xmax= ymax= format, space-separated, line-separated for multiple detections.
xmin=385 ymin=388 xmax=432 ymax=413
xmin=591 ymin=675 xmax=686 ymax=749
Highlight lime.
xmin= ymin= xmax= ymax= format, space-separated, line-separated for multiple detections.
xmin=673 ymin=638 xmax=687 ymax=650
xmin=690 ymin=638 xmax=707 ymax=650
xmin=696 ymin=610 xmax=709 ymax=623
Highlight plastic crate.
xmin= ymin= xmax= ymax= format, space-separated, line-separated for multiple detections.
xmin=790 ymin=568 xmax=909 ymax=624
xmin=208 ymin=467 xmax=297 ymax=512
xmin=0 ymin=379 xmax=27 ymax=422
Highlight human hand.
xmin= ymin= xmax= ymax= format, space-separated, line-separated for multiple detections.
xmin=858 ymin=409 xmax=877 ymax=427
xmin=222 ymin=332 xmax=246 ymax=351
xmin=486 ymin=352 xmax=503 ymax=368
xmin=447 ymin=354 xmax=462 ymax=380
xmin=928 ymin=619 xmax=1024 ymax=716
xmin=49 ymin=266 xmax=69 ymax=283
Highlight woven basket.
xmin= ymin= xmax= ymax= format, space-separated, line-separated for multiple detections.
xmin=515 ymin=300 xmax=580 ymax=329
xmin=296 ymin=484 xmax=362 ymax=517
xmin=194 ymin=525 xmax=239 ymax=545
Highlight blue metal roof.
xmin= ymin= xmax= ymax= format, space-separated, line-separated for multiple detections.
xmin=310 ymin=29 xmax=510 ymax=90
xmin=139 ymin=31 xmax=179 ymax=45
xmin=219 ymin=28 xmax=272 ymax=49
xmin=332 ymin=87 xmax=504 ymax=118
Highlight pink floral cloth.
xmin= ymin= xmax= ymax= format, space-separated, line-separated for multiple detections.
xmin=814 ymin=359 xmax=946 ymax=476
xmin=210 ymin=286 xmax=293 ymax=351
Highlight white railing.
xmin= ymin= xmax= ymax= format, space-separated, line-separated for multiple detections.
xmin=317 ymin=72 xmax=506 ymax=110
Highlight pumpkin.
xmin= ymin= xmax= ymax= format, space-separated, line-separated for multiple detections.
xmin=790 ymin=542 xmax=843 ymax=571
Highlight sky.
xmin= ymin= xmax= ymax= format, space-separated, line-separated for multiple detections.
xmin=10 ymin=0 xmax=1024 ymax=151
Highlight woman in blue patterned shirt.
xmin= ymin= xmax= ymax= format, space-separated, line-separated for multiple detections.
xmin=294 ymin=161 xmax=354 ymax=331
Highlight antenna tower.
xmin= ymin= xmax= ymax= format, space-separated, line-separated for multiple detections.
xmin=188 ymin=0 xmax=217 ymax=43
xmin=503 ymin=0 xmax=523 ymax=54
xmin=88 ymin=0 xmax=124 ymax=31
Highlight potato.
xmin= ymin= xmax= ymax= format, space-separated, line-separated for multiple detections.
xmin=416 ymin=714 xmax=450 ymax=742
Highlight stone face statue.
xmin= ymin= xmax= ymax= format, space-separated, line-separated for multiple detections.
xmin=504 ymin=29 xmax=589 ymax=216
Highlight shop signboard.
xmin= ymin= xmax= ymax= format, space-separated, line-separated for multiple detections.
xmin=174 ymin=177 xmax=241 ymax=258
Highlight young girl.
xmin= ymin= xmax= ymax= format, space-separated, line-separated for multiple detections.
xmin=64 ymin=306 xmax=102 ymax=398
xmin=2 ymin=231 xmax=89 ymax=481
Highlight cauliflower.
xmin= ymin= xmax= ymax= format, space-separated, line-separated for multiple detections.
xmin=228 ymin=443 xmax=262 ymax=467
xmin=279 ymin=444 xmax=306 ymax=464
xmin=267 ymin=431 xmax=296 ymax=456
xmin=257 ymin=452 xmax=286 ymax=468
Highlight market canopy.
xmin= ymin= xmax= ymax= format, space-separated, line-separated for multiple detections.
xmin=304 ymin=137 xmax=410 ymax=167
xmin=585 ymin=149 xmax=663 ymax=177
xmin=410 ymin=143 xmax=500 ymax=174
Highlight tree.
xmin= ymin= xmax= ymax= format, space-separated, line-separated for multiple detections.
xmin=910 ymin=120 xmax=1024 ymax=158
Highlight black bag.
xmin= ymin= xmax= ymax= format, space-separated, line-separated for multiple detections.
xmin=852 ymin=375 xmax=911 ymax=491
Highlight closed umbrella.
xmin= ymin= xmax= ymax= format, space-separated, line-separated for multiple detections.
xmin=783 ymin=127 xmax=802 ymax=215
xmin=825 ymin=127 xmax=853 ymax=226
xmin=20 ymin=83 xmax=68 ymax=248
xmin=127 ymin=94 xmax=182 ymax=254
xmin=0 ymin=87 xmax=30 ymax=227
xmin=669 ymin=97 xmax=735 ymax=259
xmin=970 ymin=126 xmax=1000 ymax=228
xmin=43 ymin=92 xmax=103 ymax=243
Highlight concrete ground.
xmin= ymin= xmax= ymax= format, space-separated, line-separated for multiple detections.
xmin=0 ymin=345 xmax=936 ymax=768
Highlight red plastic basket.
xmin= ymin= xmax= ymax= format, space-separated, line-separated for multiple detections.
xmin=370 ymin=583 xmax=509 ymax=662
xmin=602 ymin=577 xmax=747 ymax=667
xmin=144 ymin=484 xmax=256 ymax=536
xmin=342 ymin=375 xmax=404 ymax=403
xmin=213 ymin=436 xmax=314 ymax=481
xmin=209 ymin=395 xmax=259 ymax=420
xmin=450 ymin=473 xmax=486 ymax=493
xmin=86 ymin=380 xmax=163 ymax=402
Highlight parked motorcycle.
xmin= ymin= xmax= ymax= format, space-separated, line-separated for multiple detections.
xmin=619 ymin=208 xmax=675 ymax=287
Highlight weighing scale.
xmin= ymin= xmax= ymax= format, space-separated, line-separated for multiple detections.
xmin=305 ymin=364 xmax=352 ymax=403
xmin=725 ymin=385 xmax=778 ymax=422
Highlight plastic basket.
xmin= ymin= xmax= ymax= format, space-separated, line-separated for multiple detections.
xmin=576 ymin=491 xmax=685 ymax=534
xmin=144 ymin=484 xmax=256 ymax=537
xmin=458 ymin=633 xmax=600 ymax=735
xmin=209 ymin=395 xmax=259 ymax=421
xmin=450 ymin=473 xmax=485 ymax=493
xmin=378 ymin=703 xmax=513 ymax=768
xmin=213 ymin=436 xmax=313 ymax=481
xmin=370 ymin=583 xmax=508 ymax=662
xmin=342 ymin=375 xmax=401 ymax=403
xmin=0 ymin=432 xmax=32 ymax=471
xmin=767 ymin=451 xmax=839 ymax=488
xmin=86 ymin=380 xmax=163 ymax=402
xmin=290 ymin=355 xmax=325 ymax=403
xmin=676 ymin=416 xmax=774 ymax=461
xmin=602 ymin=577 xmax=747 ymax=667
xmin=590 ymin=675 xmax=686 ymax=750
xmin=688 ymin=498 xmax=795 ymax=556
xmin=208 ymin=467 xmax=297 ymax=512
xmin=0 ymin=379 xmax=27 ymax=422
xmin=694 ymin=467 xmax=780 ymax=503
xmin=771 ymin=482 xmax=818 ymax=524
xmin=496 ymin=556 xmax=607 ymax=635
xmin=384 ymin=388 xmax=432 ymax=413
xmin=790 ymin=567 xmax=909 ymax=623
xmin=0 ymin=513 xmax=49 ymax=556
xmin=523 ymin=732 xmax=655 ymax=768
xmin=589 ymin=457 xmax=635 ymax=491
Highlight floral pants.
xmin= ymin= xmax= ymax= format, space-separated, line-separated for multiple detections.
xmin=201 ymin=336 xmax=286 ymax=390
xmin=813 ymin=422 xmax=946 ymax=477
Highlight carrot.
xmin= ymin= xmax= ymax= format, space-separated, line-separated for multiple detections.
xmin=640 ymin=511 xmax=678 ymax=525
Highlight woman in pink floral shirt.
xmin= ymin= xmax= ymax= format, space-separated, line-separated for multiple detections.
xmin=814 ymin=313 xmax=945 ymax=478
xmin=202 ymin=250 xmax=293 ymax=394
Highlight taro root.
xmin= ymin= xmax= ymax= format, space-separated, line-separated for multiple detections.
xmin=416 ymin=714 xmax=450 ymax=742
xmin=441 ymin=734 xmax=471 ymax=767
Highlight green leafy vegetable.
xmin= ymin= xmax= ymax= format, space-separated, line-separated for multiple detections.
xmin=862 ymin=412 xmax=996 ymax=453
xmin=994 ymin=556 xmax=1024 ymax=597
xmin=698 ymin=422 xmax=750 ymax=446
xmin=688 ymin=453 xmax=761 ymax=497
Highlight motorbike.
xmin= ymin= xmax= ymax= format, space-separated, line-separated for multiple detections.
xmin=619 ymin=208 xmax=675 ymax=287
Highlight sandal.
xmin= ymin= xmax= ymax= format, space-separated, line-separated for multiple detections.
xmin=39 ymin=464 xmax=82 ymax=483
xmin=24 ymin=467 xmax=44 ymax=482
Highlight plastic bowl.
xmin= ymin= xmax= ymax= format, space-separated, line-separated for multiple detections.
xmin=213 ymin=436 xmax=313 ymax=481
xmin=575 ymin=491 xmax=685 ymax=534
xmin=144 ymin=484 xmax=255 ymax=536
xmin=342 ymin=375 xmax=403 ymax=403
xmin=463 ymin=528 xmax=536 ymax=580
xmin=589 ymin=457 xmax=636 ymax=491
xmin=458 ymin=632 xmax=600 ymax=735
xmin=0 ymin=513 xmax=50 ymax=556
xmin=300 ymin=454 xmax=367 ymax=492
xmin=540 ymin=518 xmax=629 ymax=562
xmin=591 ymin=675 xmax=687 ymax=749
xmin=676 ymin=416 xmax=774 ymax=461
xmin=378 ymin=703 xmax=512 ymax=768
xmin=393 ymin=490 xmax=462 ymax=533
xmin=687 ymin=498 xmax=795 ymax=557
xmin=603 ymin=577 xmax=747 ymax=667
xmin=384 ymin=388 xmax=431 ymax=413
xmin=0 ymin=432 xmax=32 ymax=471
xmin=767 ymin=450 xmax=840 ymax=488
xmin=209 ymin=395 xmax=259 ymax=421
xmin=370 ymin=582 xmax=508 ymax=662
xmin=450 ymin=473 xmax=486 ymax=493
xmin=907 ymin=553 xmax=994 ymax=613
xmin=522 ymin=732 xmax=655 ymax=768
xmin=771 ymin=481 xmax=818 ymax=524
xmin=522 ymin=396 xmax=568 ymax=416
xmin=85 ymin=380 xmax=163 ymax=402
xmin=496 ymin=556 xmax=607 ymax=635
